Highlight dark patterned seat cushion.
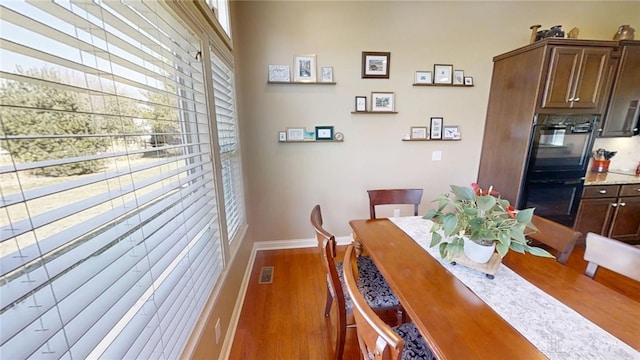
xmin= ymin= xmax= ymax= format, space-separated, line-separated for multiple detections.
xmin=331 ymin=255 xmax=400 ymax=310
xmin=393 ymin=322 xmax=436 ymax=360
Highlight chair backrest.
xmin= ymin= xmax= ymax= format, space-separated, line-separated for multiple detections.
xmin=584 ymin=232 xmax=640 ymax=282
xmin=528 ymin=215 xmax=581 ymax=264
xmin=342 ymin=244 xmax=404 ymax=360
xmin=367 ymin=189 xmax=423 ymax=219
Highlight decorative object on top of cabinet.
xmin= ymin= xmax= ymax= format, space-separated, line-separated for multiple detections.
xmin=433 ymin=64 xmax=453 ymax=84
xmin=362 ymin=51 xmax=390 ymax=79
xmin=600 ymin=43 xmax=640 ymax=137
xmin=293 ymin=54 xmax=317 ymax=82
xmin=370 ymin=92 xmax=395 ymax=112
xmin=415 ymin=71 xmax=432 ymax=84
xmin=613 ymin=25 xmax=635 ymax=40
xmin=529 ymin=24 xmax=542 ymax=43
xmin=544 ymin=25 xmax=564 ymax=39
xmin=567 ymin=27 xmax=580 ymax=39
xmin=268 ymin=65 xmax=290 ymax=82
xmin=320 ymin=67 xmax=333 ymax=82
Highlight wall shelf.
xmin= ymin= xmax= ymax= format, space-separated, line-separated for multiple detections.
xmin=268 ymin=81 xmax=336 ymax=85
xmin=402 ymin=139 xmax=461 ymax=142
xmin=412 ymin=84 xmax=473 ymax=87
xmin=351 ymin=111 xmax=398 ymax=114
xmin=279 ymin=140 xmax=344 ymax=143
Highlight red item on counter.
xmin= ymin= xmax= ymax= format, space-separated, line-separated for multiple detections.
xmin=636 ymin=161 xmax=640 ymax=176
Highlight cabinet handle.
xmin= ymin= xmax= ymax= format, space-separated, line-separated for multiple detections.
xmin=619 ymin=202 xmax=626 ymax=207
xmin=599 ymin=190 xmax=607 ymax=194
xmin=573 ymin=97 xmax=580 ymax=102
xmin=568 ymin=97 xmax=574 ymax=102
xmin=611 ymin=203 xmax=618 ymax=207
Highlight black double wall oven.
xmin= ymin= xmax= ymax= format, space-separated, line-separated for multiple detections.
xmin=519 ymin=114 xmax=600 ymax=227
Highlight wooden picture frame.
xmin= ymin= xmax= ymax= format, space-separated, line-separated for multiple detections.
xmin=294 ymin=55 xmax=317 ymax=82
xmin=410 ymin=126 xmax=428 ymax=139
xmin=430 ymin=117 xmax=443 ymax=139
xmin=362 ymin=51 xmax=390 ymax=79
xmin=415 ymin=71 xmax=432 ymax=84
xmin=371 ymin=92 xmax=395 ymax=112
xmin=355 ymin=96 xmax=367 ymax=112
xmin=434 ymin=64 xmax=453 ymax=84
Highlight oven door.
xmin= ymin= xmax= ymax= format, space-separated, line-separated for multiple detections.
xmin=528 ymin=123 xmax=594 ymax=175
xmin=521 ymin=178 xmax=584 ymax=227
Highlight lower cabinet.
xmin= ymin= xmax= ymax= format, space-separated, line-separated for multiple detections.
xmin=574 ymin=183 xmax=640 ymax=244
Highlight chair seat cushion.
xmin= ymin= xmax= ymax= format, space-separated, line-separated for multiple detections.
xmin=393 ymin=322 xmax=435 ymax=360
xmin=332 ymin=255 xmax=400 ymax=310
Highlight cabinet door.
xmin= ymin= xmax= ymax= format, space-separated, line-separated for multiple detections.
xmin=574 ymin=197 xmax=617 ymax=239
xmin=608 ymin=196 xmax=640 ymax=243
xmin=601 ymin=46 xmax=640 ymax=137
xmin=542 ymin=47 xmax=610 ymax=110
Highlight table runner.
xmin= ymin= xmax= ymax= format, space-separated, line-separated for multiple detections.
xmin=389 ymin=216 xmax=639 ymax=360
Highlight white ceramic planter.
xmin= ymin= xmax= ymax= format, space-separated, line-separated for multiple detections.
xmin=463 ymin=237 xmax=496 ymax=264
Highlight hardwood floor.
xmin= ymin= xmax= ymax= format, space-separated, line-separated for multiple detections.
xmin=217 ymin=244 xmax=640 ymax=359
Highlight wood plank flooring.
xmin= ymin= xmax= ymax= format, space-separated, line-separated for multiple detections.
xmin=215 ymin=245 xmax=640 ymax=359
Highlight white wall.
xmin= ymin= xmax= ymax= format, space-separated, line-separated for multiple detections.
xmin=231 ymin=1 xmax=640 ymax=242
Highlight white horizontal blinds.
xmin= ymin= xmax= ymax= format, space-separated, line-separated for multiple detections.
xmin=0 ymin=0 xmax=222 ymax=359
xmin=211 ymin=51 xmax=245 ymax=243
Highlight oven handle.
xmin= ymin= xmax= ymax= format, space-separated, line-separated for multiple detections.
xmin=529 ymin=178 xmax=584 ymax=185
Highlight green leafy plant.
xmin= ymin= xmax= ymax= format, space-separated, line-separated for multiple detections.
xmin=423 ymin=184 xmax=553 ymax=260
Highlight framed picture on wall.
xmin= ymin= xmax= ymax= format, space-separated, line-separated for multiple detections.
xmin=430 ymin=117 xmax=443 ymax=139
xmin=362 ymin=51 xmax=390 ymax=79
xmin=443 ymin=125 xmax=461 ymax=140
xmin=453 ymin=70 xmax=464 ymax=85
xmin=294 ymin=55 xmax=317 ymax=82
xmin=287 ymin=127 xmax=305 ymax=141
xmin=320 ymin=67 xmax=334 ymax=82
xmin=464 ymin=76 xmax=474 ymax=86
xmin=434 ymin=64 xmax=453 ymax=84
xmin=278 ymin=131 xmax=287 ymax=142
xmin=410 ymin=127 xmax=428 ymax=139
xmin=371 ymin=92 xmax=395 ymax=112
xmin=315 ymin=126 xmax=334 ymax=140
xmin=355 ymin=96 xmax=367 ymax=112
xmin=415 ymin=71 xmax=432 ymax=84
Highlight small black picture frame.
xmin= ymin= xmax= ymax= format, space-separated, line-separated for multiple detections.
xmin=430 ymin=117 xmax=443 ymax=140
xmin=355 ymin=96 xmax=367 ymax=112
xmin=315 ymin=126 xmax=334 ymax=140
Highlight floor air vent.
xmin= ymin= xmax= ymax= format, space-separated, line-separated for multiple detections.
xmin=259 ymin=266 xmax=274 ymax=284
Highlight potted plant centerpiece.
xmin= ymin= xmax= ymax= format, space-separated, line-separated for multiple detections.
xmin=423 ymin=183 xmax=553 ymax=263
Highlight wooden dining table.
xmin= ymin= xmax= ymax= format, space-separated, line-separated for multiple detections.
xmin=349 ymin=218 xmax=640 ymax=360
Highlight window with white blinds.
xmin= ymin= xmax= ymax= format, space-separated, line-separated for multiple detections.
xmin=0 ymin=1 xmax=224 ymax=358
xmin=210 ymin=52 xmax=245 ymax=244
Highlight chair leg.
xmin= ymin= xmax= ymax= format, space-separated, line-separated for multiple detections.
xmin=324 ymin=286 xmax=333 ymax=316
xmin=335 ymin=302 xmax=346 ymax=360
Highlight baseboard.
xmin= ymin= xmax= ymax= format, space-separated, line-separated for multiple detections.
xmin=218 ymin=234 xmax=354 ymax=359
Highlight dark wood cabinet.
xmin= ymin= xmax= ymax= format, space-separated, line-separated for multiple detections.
xmin=574 ymin=183 xmax=640 ymax=244
xmin=600 ymin=42 xmax=640 ymax=137
xmin=477 ymin=39 xmax=616 ymax=206
xmin=541 ymin=47 xmax=611 ymax=110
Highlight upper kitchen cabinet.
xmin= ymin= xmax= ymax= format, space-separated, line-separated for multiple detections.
xmin=541 ymin=47 xmax=611 ymax=111
xmin=599 ymin=41 xmax=640 ymax=137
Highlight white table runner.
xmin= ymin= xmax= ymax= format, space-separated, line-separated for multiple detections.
xmin=389 ymin=216 xmax=639 ymax=360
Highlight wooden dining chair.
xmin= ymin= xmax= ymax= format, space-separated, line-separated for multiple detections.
xmin=527 ymin=215 xmax=581 ymax=264
xmin=367 ymin=189 xmax=424 ymax=219
xmin=342 ymin=244 xmax=435 ymax=360
xmin=310 ymin=205 xmax=401 ymax=360
xmin=584 ymin=232 xmax=640 ymax=282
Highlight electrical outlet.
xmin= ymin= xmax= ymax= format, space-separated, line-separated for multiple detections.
xmin=432 ymin=150 xmax=442 ymax=161
xmin=393 ymin=209 xmax=400 ymax=217
xmin=215 ymin=318 xmax=221 ymax=344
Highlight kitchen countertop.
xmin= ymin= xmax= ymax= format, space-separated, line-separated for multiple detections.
xmin=585 ymin=171 xmax=640 ymax=185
